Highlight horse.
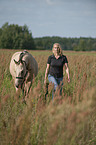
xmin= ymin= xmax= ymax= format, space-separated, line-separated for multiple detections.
xmin=9 ymin=50 xmax=38 ymax=101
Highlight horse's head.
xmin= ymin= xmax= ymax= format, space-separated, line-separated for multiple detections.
xmin=14 ymin=59 xmax=28 ymax=88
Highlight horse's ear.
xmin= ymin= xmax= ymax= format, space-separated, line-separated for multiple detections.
xmin=14 ymin=59 xmax=19 ymax=65
xmin=19 ymin=59 xmax=24 ymax=64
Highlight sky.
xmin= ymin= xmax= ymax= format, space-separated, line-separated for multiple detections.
xmin=0 ymin=0 xmax=96 ymax=38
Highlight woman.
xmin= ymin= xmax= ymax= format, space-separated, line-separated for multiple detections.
xmin=44 ymin=43 xmax=70 ymax=99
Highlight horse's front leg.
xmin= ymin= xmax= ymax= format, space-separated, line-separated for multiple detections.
xmin=15 ymin=87 xmax=21 ymax=100
xmin=24 ymin=81 xmax=32 ymax=101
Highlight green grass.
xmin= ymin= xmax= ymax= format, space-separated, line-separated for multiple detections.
xmin=0 ymin=49 xmax=96 ymax=145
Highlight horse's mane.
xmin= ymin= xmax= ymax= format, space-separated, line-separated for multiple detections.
xmin=19 ymin=50 xmax=28 ymax=63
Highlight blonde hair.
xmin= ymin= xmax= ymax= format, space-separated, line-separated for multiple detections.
xmin=52 ymin=43 xmax=63 ymax=56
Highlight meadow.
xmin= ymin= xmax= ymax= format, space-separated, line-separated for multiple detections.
xmin=0 ymin=49 xmax=96 ymax=145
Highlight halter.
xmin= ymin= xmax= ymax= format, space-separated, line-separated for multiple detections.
xmin=16 ymin=76 xmax=23 ymax=79
xmin=16 ymin=70 xmax=28 ymax=80
xmin=15 ymin=51 xmax=28 ymax=82
xmin=15 ymin=69 xmax=28 ymax=89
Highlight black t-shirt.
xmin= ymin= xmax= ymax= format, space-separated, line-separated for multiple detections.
xmin=47 ymin=54 xmax=68 ymax=78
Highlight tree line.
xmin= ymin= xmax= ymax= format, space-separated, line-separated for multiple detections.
xmin=34 ymin=36 xmax=96 ymax=51
xmin=0 ymin=23 xmax=96 ymax=51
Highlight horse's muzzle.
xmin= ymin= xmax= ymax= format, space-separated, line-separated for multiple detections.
xmin=15 ymin=80 xmax=23 ymax=88
xmin=15 ymin=84 xmax=21 ymax=88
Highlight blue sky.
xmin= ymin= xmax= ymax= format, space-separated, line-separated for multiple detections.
xmin=0 ymin=0 xmax=96 ymax=38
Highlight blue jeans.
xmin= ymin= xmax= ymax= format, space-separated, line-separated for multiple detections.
xmin=48 ymin=74 xmax=63 ymax=99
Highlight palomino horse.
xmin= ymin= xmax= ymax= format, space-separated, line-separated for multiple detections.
xmin=10 ymin=50 xmax=38 ymax=101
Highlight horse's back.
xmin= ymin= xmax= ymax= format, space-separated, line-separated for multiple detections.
xmin=23 ymin=52 xmax=38 ymax=78
xmin=25 ymin=53 xmax=38 ymax=76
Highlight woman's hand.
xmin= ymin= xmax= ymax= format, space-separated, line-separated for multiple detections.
xmin=65 ymin=63 xmax=70 ymax=83
xmin=44 ymin=79 xmax=47 ymax=84
xmin=68 ymin=78 xmax=70 ymax=83
xmin=44 ymin=64 xmax=50 ymax=84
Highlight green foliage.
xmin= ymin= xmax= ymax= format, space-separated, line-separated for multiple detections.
xmin=0 ymin=22 xmax=36 ymax=50
xmin=34 ymin=36 xmax=96 ymax=51
xmin=0 ymin=22 xmax=96 ymax=51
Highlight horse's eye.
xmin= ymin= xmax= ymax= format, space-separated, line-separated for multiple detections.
xmin=21 ymin=70 xmax=23 ymax=75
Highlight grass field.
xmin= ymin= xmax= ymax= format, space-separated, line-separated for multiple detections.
xmin=0 ymin=49 xmax=96 ymax=145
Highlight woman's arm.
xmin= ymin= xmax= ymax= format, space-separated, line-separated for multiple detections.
xmin=44 ymin=63 xmax=50 ymax=84
xmin=64 ymin=63 xmax=70 ymax=83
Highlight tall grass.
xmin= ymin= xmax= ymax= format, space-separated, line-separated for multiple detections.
xmin=0 ymin=49 xmax=96 ymax=145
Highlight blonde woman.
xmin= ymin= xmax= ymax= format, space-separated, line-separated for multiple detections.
xmin=44 ymin=43 xmax=70 ymax=99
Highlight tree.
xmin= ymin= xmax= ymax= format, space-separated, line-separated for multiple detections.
xmin=0 ymin=23 xmax=36 ymax=50
xmin=78 ymin=39 xmax=86 ymax=51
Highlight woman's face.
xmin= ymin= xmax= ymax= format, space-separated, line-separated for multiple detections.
xmin=53 ymin=44 xmax=60 ymax=55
